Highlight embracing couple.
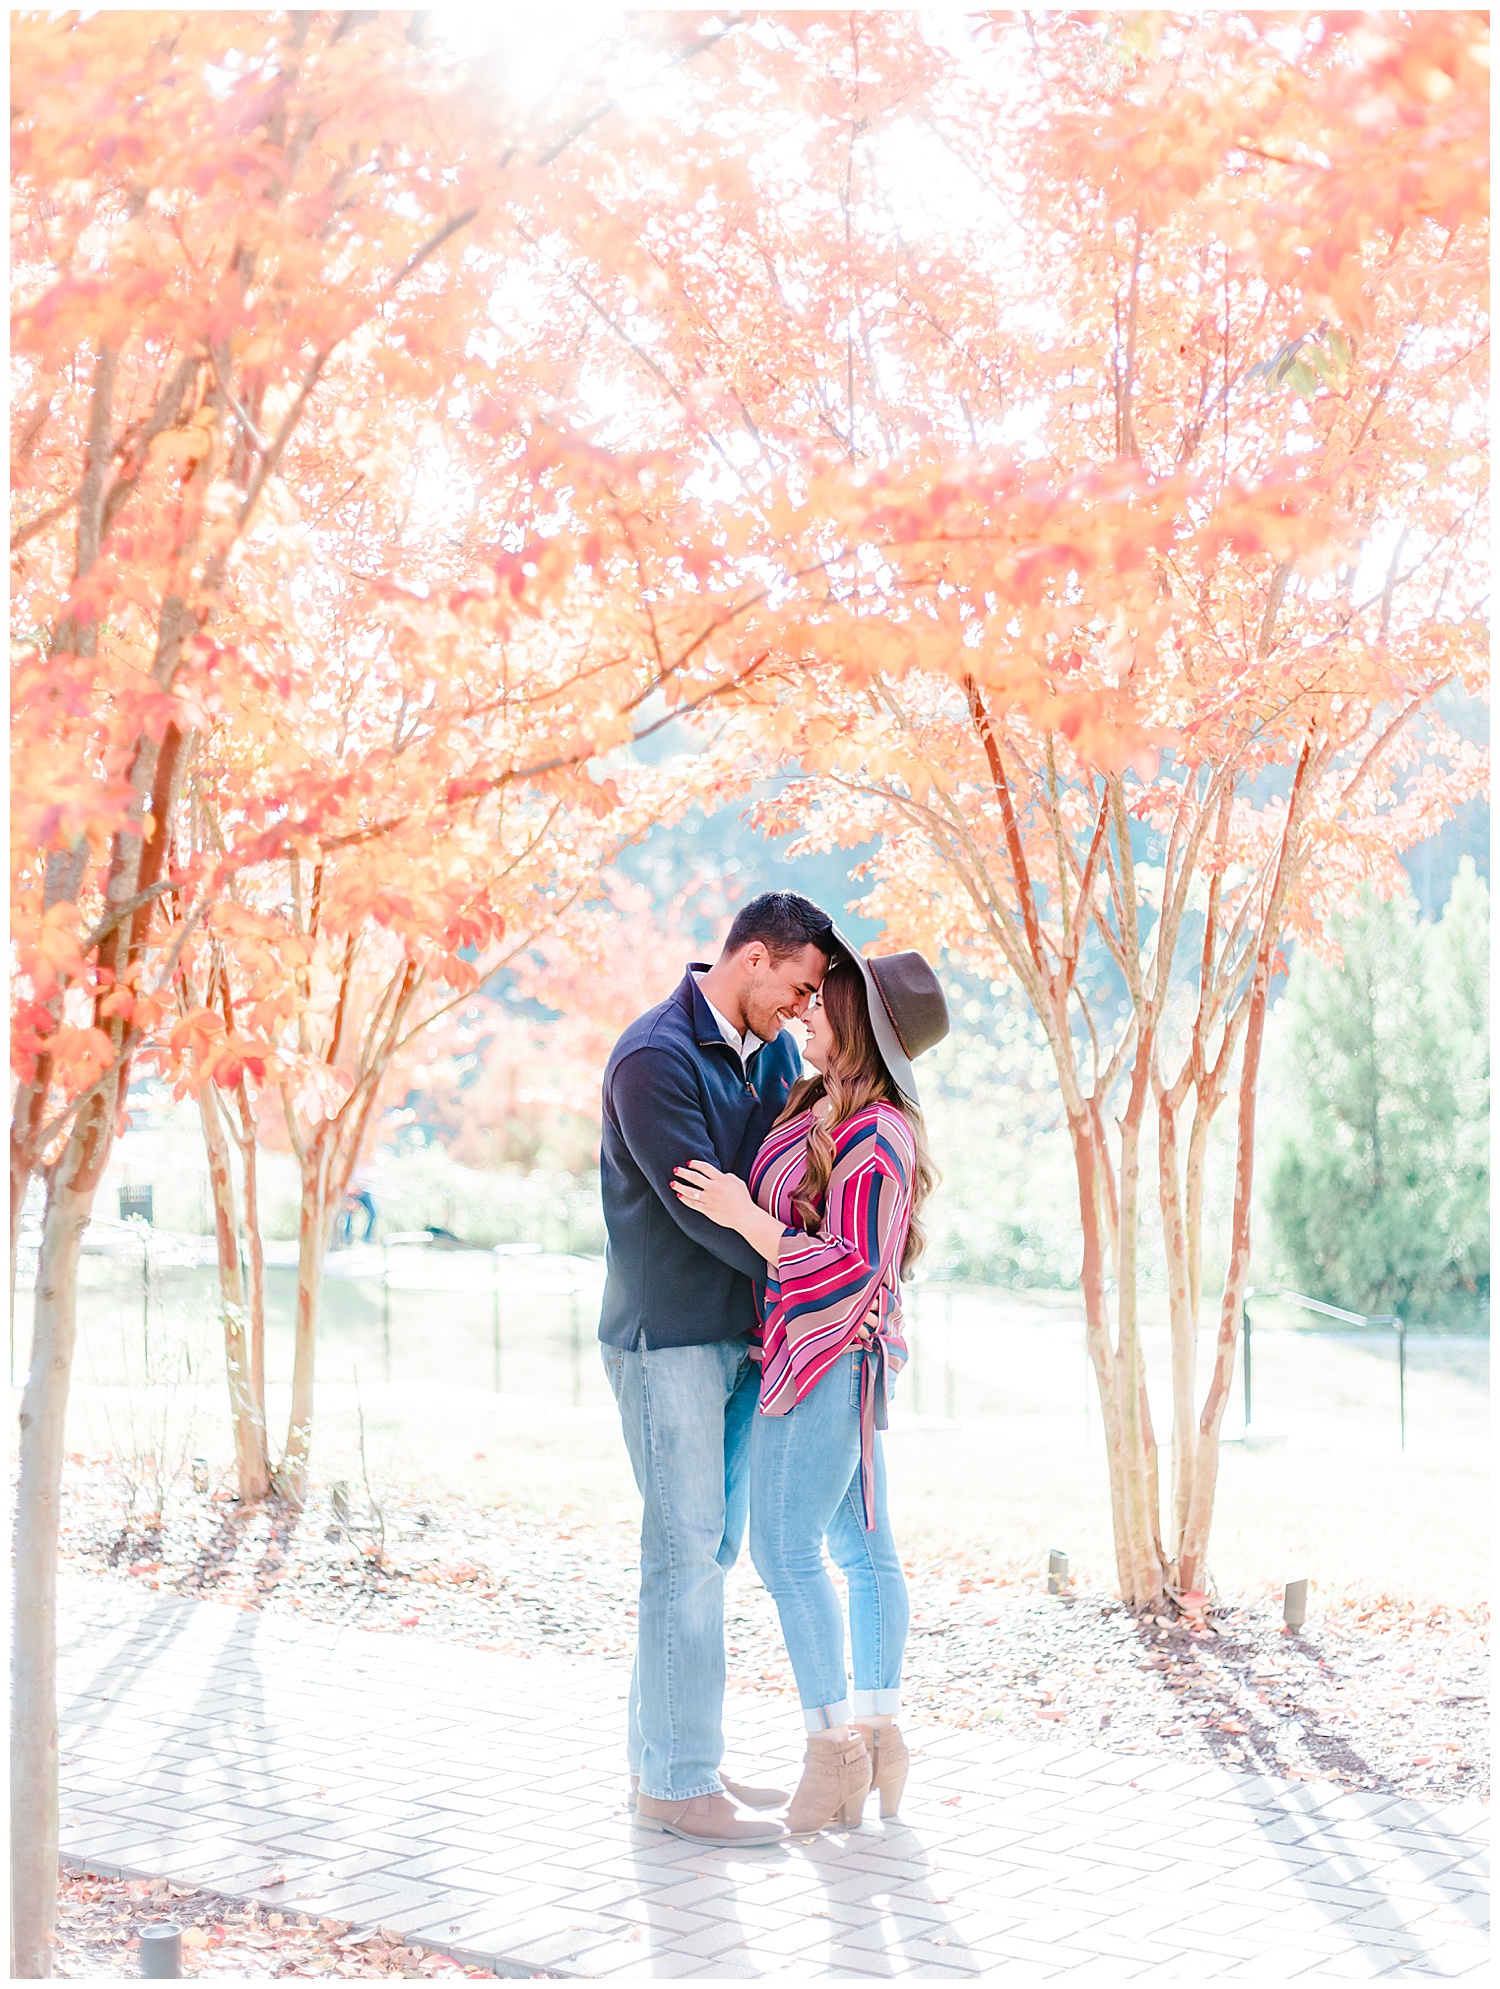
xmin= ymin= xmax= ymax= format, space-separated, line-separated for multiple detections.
xmin=598 ymin=891 xmax=948 ymax=1846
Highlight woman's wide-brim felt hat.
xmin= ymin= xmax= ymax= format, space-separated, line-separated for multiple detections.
xmin=829 ymin=929 xmax=950 ymax=1106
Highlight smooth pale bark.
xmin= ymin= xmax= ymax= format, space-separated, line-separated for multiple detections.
xmin=10 ymin=1075 xmax=48 ymax=1279
xmin=1112 ymin=1070 xmax=1164 ymax=1602
xmin=1176 ymin=748 xmax=1313 ymax=1589
xmin=278 ymin=1150 xmax=328 ymax=1507
xmin=1157 ymin=1099 xmax=1197 ymax=1573
xmin=1067 ymin=1107 xmax=1162 ymax=1609
xmin=1183 ymin=1102 xmax=1212 ymax=1327
xmin=11 ymin=729 xmax=180 ymax=1977
xmin=1180 ymin=973 xmax=1270 ymax=1593
xmin=235 ymin=1082 xmax=267 ymax=1413
xmin=197 ymin=1084 xmax=270 ymax=1502
xmin=11 ymin=1138 xmax=102 ymax=1976
xmin=1070 ymin=1109 xmax=1130 ymax=1579
xmin=269 ymin=956 xmax=420 ymax=1503
xmin=273 ymin=1113 xmax=384 ymax=1505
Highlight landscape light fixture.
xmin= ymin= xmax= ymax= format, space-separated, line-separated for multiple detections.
xmin=139 ymin=1921 xmax=183 ymax=1977
xmin=1283 ymin=1579 xmax=1309 ymax=1632
xmin=1047 ymin=1549 xmax=1070 ymax=1594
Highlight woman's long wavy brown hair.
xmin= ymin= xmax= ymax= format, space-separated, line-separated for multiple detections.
xmin=773 ymin=958 xmax=938 ymax=1275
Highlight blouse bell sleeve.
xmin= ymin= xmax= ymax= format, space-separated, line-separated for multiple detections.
xmin=758 ymin=1109 xmax=915 ymax=1417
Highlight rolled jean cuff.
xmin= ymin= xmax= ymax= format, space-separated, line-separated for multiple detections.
xmin=639 ymin=1778 xmax=724 ymax=1802
xmin=851 ymin=1688 xmax=901 ymax=1716
xmin=802 ymin=1698 xmax=853 ymax=1734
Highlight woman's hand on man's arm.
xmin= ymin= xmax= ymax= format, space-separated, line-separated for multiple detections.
xmin=672 ymin=1159 xmax=785 ymax=1268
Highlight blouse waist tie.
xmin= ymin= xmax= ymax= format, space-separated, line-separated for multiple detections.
xmin=856 ymin=1329 xmax=890 ymax=1533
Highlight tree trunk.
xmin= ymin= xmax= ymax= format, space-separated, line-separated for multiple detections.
xmin=235 ymin=1083 xmax=267 ymax=1417
xmin=1179 ymin=975 xmax=1271 ymax=1593
xmin=1068 ymin=1107 xmax=1162 ymax=1609
xmin=197 ymin=1085 xmax=270 ymax=1503
xmin=1157 ymin=1097 xmax=1197 ymax=1573
xmin=11 ymin=1160 xmax=95 ymax=1976
xmin=1177 ymin=744 xmax=1313 ymax=1592
xmin=277 ymin=1149 xmax=328 ymax=1507
xmin=1111 ymin=1068 xmax=1163 ymax=1605
xmin=11 ymin=1078 xmax=47 ymax=1265
xmin=1182 ymin=1099 xmax=1213 ymax=1329
xmin=11 ymin=730 xmax=158 ymax=1974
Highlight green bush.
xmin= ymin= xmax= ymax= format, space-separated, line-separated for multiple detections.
xmin=1266 ymin=863 xmax=1489 ymax=1325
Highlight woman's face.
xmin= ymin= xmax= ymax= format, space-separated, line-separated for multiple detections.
xmin=801 ymin=988 xmax=834 ymax=1073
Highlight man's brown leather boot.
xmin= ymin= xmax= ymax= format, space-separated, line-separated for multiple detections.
xmin=628 ymin=1771 xmax=788 ymax=1812
xmin=634 ymin=1790 xmax=786 ymax=1846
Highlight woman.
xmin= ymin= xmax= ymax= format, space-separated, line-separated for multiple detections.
xmin=673 ymin=939 xmax=948 ymax=1833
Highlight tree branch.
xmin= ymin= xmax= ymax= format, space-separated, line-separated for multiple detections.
xmin=964 ymin=676 xmax=1046 ymax=976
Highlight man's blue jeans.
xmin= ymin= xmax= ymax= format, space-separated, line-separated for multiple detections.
xmin=601 ymin=1337 xmax=759 ymax=1801
xmin=750 ymin=1347 xmax=908 ymax=1726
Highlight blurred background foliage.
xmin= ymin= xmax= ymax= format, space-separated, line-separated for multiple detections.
xmin=107 ymin=790 xmax=1487 ymax=1329
xmin=1265 ymin=861 xmax=1489 ymax=1328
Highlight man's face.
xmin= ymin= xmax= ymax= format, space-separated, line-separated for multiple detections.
xmin=736 ymin=942 xmax=828 ymax=1044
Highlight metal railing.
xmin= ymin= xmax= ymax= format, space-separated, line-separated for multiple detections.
xmin=377 ymin=1234 xmax=588 ymax=1402
xmin=1242 ymin=1286 xmax=1407 ymax=1449
xmin=13 ymin=1224 xmax=601 ymax=1405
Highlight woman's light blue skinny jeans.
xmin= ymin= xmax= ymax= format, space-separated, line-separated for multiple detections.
xmin=749 ymin=1347 xmax=908 ymax=1731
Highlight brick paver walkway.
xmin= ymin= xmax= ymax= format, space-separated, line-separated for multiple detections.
xmin=59 ymin=1574 xmax=1487 ymax=1980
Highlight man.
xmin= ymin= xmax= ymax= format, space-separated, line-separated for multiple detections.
xmin=598 ymin=891 xmax=837 ymax=1847
xmin=337 ymin=1176 xmax=377 ymax=1248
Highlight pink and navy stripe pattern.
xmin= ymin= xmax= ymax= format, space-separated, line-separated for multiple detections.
xmin=750 ymin=1103 xmax=914 ymax=1529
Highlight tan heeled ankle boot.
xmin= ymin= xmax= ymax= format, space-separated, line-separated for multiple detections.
xmin=784 ymin=1727 xmax=872 ymax=1834
xmin=852 ymin=1719 xmax=909 ymax=1819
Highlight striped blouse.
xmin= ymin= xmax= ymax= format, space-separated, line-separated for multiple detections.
xmin=749 ymin=1102 xmax=914 ymax=1528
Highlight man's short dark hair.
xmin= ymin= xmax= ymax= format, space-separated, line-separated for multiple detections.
xmin=722 ymin=891 xmax=838 ymax=964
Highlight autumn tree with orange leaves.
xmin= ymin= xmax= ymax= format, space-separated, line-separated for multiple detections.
xmin=173 ymin=578 xmax=699 ymax=1510
xmin=11 ymin=15 xmax=1041 ymax=1961
xmin=8 ymin=11 xmax=768 ymax=1972
xmin=9 ymin=9 xmax=1488 ymax=1974
xmin=509 ymin=9 xmax=1488 ymax=1606
xmin=9 ymin=16 xmax=528 ymax=1967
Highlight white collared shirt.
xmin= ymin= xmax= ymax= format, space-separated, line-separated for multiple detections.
xmin=693 ymin=972 xmax=764 ymax=1071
